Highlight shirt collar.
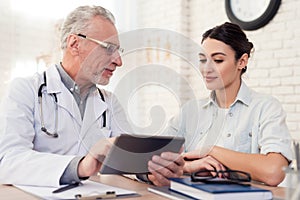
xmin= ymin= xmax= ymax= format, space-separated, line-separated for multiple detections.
xmin=56 ymin=63 xmax=79 ymax=94
xmin=234 ymin=81 xmax=251 ymax=106
xmin=56 ymin=63 xmax=98 ymax=97
xmin=202 ymin=81 xmax=251 ymax=108
xmin=202 ymin=92 xmax=217 ymax=108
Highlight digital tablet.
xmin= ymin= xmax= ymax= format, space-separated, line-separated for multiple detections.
xmin=100 ymin=134 xmax=185 ymax=174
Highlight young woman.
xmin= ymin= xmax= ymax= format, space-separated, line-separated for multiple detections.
xmin=165 ymin=22 xmax=292 ymax=186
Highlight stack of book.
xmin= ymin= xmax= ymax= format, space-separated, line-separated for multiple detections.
xmin=148 ymin=177 xmax=273 ymax=200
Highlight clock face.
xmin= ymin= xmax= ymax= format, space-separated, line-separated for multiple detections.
xmin=229 ymin=0 xmax=271 ymax=22
xmin=225 ymin=0 xmax=281 ymax=30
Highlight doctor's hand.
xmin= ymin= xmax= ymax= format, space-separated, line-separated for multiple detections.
xmin=78 ymin=137 xmax=116 ymax=178
xmin=147 ymin=152 xmax=184 ymax=186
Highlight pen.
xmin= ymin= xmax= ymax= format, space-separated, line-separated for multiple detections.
xmin=75 ymin=191 xmax=116 ymax=199
xmin=52 ymin=181 xmax=82 ymax=193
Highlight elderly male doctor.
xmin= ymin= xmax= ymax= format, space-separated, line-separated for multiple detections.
xmin=0 ymin=5 xmax=184 ymax=187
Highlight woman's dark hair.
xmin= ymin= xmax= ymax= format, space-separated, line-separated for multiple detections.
xmin=201 ymin=22 xmax=253 ymax=74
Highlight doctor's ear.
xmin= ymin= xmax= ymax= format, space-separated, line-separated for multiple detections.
xmin=66 ymin=34 xmax=80 ymax=55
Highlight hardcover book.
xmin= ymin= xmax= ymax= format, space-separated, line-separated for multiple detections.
xmin=148 ymin=186 xmax=197 ymax=200
xmin=170 ymin=177 xmax=272 ymax=200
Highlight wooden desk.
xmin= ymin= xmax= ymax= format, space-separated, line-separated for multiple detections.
xmin=0 ymin=175 xmax=286 ymax=200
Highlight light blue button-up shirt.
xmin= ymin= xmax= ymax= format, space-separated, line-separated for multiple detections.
xmin=165 ymin=81 xmax=293 ymax=161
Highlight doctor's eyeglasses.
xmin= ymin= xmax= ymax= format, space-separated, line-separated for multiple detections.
xmin=191 ymin=169 xmax=251 ymax=183
xmin=77 ymin=33 xmax=124 ymax=55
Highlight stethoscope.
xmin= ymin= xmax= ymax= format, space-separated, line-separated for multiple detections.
xmin=38 ymin=71 xmax=106 ymax=138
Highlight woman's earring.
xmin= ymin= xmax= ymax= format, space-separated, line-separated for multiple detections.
xmin=241 ymin=66 xmax=247 ymax=74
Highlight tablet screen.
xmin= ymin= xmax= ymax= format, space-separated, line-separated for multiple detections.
xmin=100 ymin=134 xmax=185 ymax=174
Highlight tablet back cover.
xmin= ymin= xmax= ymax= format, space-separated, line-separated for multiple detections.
xmin=100 ymin=134 xmax=185 ymax=174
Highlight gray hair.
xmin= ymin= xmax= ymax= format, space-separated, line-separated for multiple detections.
xmin=60 ymin=5 xmax=115 ymax=50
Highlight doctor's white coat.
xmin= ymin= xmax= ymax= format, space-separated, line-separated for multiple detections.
xmin=0 ymin=65 xmax=130 ymax=186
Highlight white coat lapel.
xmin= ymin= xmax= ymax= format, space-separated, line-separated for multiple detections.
xmin=81 ymin=88 xmax=107 ymax=138
xmin=45 ymin=66 xmax=82 ymax=126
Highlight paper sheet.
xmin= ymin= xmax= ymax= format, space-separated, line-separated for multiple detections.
xmin=15 ymin=180 xmax=137 ymax=200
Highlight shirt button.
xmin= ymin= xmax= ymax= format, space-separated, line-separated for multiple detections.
xmin=228 ymin=112 xmax=233 ymax=117
xmin=249 ymin=132 xmax=252 ymax=137
xmin=227 ymin=133 xmax=231 ymax=137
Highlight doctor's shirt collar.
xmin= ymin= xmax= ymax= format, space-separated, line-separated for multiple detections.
xmin=56 ymin=63 xmax=79 ymax=94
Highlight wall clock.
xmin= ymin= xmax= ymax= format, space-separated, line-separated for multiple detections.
xmin=225 ymin=0 xmax=281 ymax=30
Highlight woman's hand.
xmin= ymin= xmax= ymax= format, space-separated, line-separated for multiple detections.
xmin=183 ymin=150 xmax=226 ymax=177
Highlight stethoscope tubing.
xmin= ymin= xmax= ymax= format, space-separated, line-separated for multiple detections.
xmin=38 ymin=71 xmax=106 ymax=138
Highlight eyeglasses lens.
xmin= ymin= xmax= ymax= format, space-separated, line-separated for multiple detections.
xmin=106 ymin=44 xmax=123 ymax=54
xmin=227 ymin=171 xmax=251 ymax=181
xmin=194 ymin=170 xmax=215 ymax=180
